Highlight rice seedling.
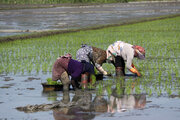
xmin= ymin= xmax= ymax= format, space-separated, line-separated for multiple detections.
xmin=97 ymin=81 xmax=103 ymax=96
xmin=46 ymin=78 xmax=62 ymax=85
xmin=148 ymin=88 xmax=152 ymax=97
xmin=116 ymin=80 xmax=124 ymax=96
xmin=167 ymin=87 xmax=172 ymax=96
xmin=0 ymin=16 xmax=179 ymax=97
xmin=157 ymin=87 xmax=162 ymax=97
xmin=125 ymin=86 xmax=132 ymax=95
xmin=106 ymin=84 xmax=112 ymax=97
xmin=135 ymin=85 xmax=141 ymax=94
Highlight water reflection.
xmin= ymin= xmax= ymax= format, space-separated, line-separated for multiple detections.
xmin=52 ymin=89 xmax=146 ymax=120
xmin=108 ymin=79 xmax=146 ymax=113
xmin=108 ymin=94 xmax=146 ymax=113
xmin=42 ymin=91 xmax=58 ymax=101
xmin=53 ymin=107 xmax=95 ymax=120
xmin=53 ymin=91 xmax=95 ymax=120
xmin=41 ymin=78 xmax=147 ymax=119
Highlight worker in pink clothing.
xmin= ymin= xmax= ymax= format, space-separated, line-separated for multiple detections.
xmin=106 ymin=41 xmax=145 ymax=76
xmin=52 ymin=53 xmax=94 ymax=91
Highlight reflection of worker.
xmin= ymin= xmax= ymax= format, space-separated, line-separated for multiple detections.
xmin=53 ymin=92 xmax=108 ymax=120
xmin=72 ymin=91 xmax=108 ymax=113
xmin=53 ymin=107 xmax=95 ymax=120
xmin=52 ymin=53 xmax=94 ymax=91
xmin=107 ymin=41 xmax=145 ymax=76
xmin=108 ymin=94 xmax=146 ymax=113
xmin=91 ymin=96 xmax=108 ymax=113
xmin=76 ymin=44 xmax=112 ymax=76
xmin=53 ymin=91 xmax=95 ymax=120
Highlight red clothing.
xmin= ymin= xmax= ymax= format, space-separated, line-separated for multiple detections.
xmin=52 ymin=57 xmax=94 ymax=81
xmin=52 ymin=57 xmax=70 ymax=81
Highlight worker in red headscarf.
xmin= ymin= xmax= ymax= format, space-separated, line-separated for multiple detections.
xmin=106 ymin=41 xmax=145 ymax=76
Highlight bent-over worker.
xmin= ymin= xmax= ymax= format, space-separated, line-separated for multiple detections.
xmin=52 ymin=53 xmax=94 ymax=91
xmin=76 ymin=44 xmax=112 ymax=76
xmin=106 ymin=41 xmax=145 ymax=76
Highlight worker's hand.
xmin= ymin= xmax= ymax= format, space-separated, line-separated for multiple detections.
xmin=98 ymin=66 xmax=110 ymax=76
xmin=129 ymin=68 xmax=141 ymax=77
xmin=103 ymin=71 xmax=108 ymax=76
xmin=136 ymin=71 xmax=141 ymax=77
xmin=102 ymin=71 xmax=111 ymax=76
xmin=106 ymin=72 xmax=112 ymax=76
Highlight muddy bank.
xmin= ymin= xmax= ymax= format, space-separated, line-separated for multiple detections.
xmin=0 ymin=3 xmax=103 ymax=10
xmin=0 ymin=1 xmax=179 ymax=38
xmin=0 ymin=1 xmax=178 ymax=10
xmin=0 ymin=14 xmax=179 ymax=43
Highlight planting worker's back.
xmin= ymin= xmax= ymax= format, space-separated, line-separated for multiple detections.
xmin=106 ymin=41 xmax=145 ymax=76
xmin=52 ymin=53 xmax=95 ymax=91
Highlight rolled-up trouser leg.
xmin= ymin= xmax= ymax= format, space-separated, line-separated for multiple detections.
xmin=60 ymin=71 xmax=70 ymax=91
xmin=81 ymin=73 xmax=89 ymax=89
xmin=115 ymin=56 xmax=125 ymax=76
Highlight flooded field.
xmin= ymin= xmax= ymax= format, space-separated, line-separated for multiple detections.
xmin=0 ymin=1 xmax=180 ymax=36
xmin=0 ymin=15 xmax=180 ymax=120
xmin=0 ymin=73 xmax=180 ymax=120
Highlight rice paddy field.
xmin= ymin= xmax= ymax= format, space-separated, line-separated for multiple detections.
xmin=0 ymin=16 xmax=180 ymax=120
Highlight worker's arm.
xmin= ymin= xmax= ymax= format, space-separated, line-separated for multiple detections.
xmin=95 ymin=63 xmax=108 ymax=75
xmin=92 ymin=49 xmax=111 ymax=76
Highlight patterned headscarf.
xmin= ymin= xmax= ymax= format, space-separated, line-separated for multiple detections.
xmin=134 ymin=45 xmax=145 ymax=60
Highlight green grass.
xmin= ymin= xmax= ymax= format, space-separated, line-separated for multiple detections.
xmin=0 ymin=16 xmax=179 ymax=96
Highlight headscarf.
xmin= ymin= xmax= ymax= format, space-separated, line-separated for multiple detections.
xmin=60 ymin=53 xmax=72 ymax=59
xmin=133 ymin=45 xmax=145 ymax=60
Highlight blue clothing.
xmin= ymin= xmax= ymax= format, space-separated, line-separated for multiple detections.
xmin=81 ymin=60 xmax=95 ymax=74
xmin=68 ymin=59 xmax=83 ymax=79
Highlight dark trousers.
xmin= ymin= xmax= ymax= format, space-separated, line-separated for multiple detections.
xmin=114 ymin=56 xmax=125 ymax=76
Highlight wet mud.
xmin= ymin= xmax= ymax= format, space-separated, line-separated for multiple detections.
xmin=3 ymin=77 xmax=14 ymax=81
xmin=0 ymin=83 xmax=15 ymax=88
xmin=0 ymin=1 xmax=180 ymax=39
xmin=23 ymin=77 xmax=41 ymax=82
xmin=0 ymin=14 xmax=179 ymax=43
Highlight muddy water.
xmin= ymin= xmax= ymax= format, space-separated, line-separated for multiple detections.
xmin=0 ymin=1 xmax=180 ymax=36
xmin=0 ymin=73 xmax=180 ymax=120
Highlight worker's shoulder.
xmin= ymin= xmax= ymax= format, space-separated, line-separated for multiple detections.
xmin=92 ymin=46 xmax=105 ymax=52
xmin=123 ymin=43 xmax=133 ymax=49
